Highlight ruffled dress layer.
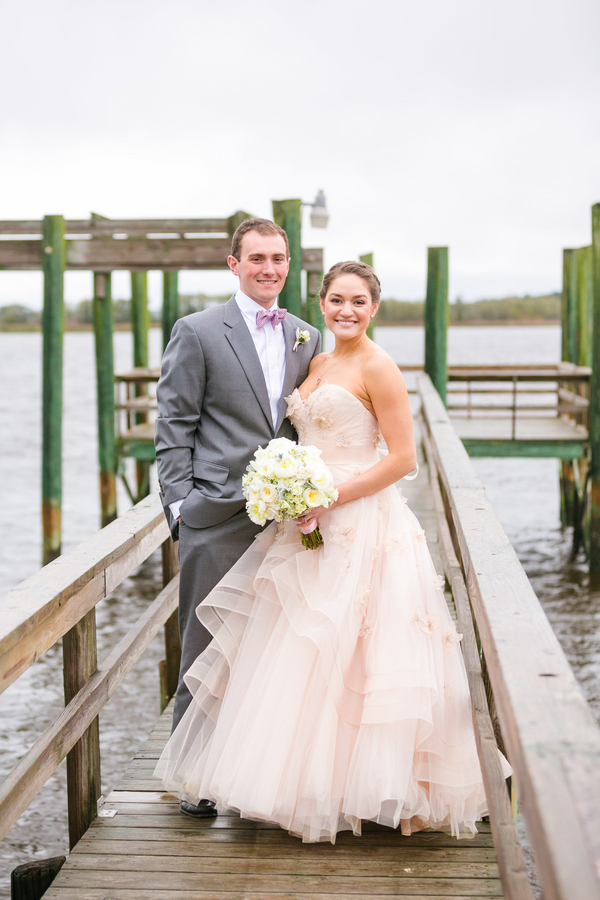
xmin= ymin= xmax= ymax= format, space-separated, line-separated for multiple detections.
xmin=155 ymin=383 xmax=510 ymax=842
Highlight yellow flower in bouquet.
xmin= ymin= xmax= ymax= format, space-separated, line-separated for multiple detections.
xmin=242 ymin=438 xmax=337 ymax=549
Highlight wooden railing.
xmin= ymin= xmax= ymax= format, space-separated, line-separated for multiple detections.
xmin=418 ymin=373 xmax=600 ymax=900
xmin=0 ymin=493 xmax=180 ymax=848
xmin=446 ymin=364 xmax=591 ymax=438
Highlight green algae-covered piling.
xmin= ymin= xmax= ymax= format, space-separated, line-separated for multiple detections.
xmin=424 ymin=247 xmax=449 ymax=406
xmin=272 ymin=198 xmax=302 ymax=318
xmin=360 ymin=253 xmax=375 ymax=340
xmin=590 ymin=204 xmax=600 ymax=573
xmin=41 ymin=215 xmax=65 ymax=565
xmin=162 ymin=271 xmax=179 ymax=351
xmin=130 ymin=272 xmax=151 ymax=499
xmin=93 ymin=273 xmax=117 ymax=526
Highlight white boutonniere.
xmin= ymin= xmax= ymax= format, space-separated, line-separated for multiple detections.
xmin=293 ymin=328 xmax=311 ymax=352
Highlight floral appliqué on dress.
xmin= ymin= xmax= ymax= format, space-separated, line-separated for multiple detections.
xmin=308 ymin=393 xmax=333 ymax=430
xmin=334 ymin=431 xmax=351 ymax=448
xmin=411 ymin=606 xmax=438 ymax=635
xmin=384 ymin=533 xmax=406 ymax=555
xmin=330 ymin=521 xmax=357 ymax=548
xmin=442 ymin=629 xmax=463 ymax=655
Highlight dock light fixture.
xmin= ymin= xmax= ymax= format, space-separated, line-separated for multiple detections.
xmin=304 ymin=191 xmax=329 ymax=228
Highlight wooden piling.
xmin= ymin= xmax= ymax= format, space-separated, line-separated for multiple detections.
xmin=93 ymin=273 xmax=117 ymax=527
xmin=424 ymin=247 xmax=449 ymax=406
xmin=590 ymin=204 xmax=600 ymax=573
xmin=560 ymin=249 xmax=580 ymax=528
xmin=11 ymin=856 xmax=66 ymax=900
xmin=63 ymin=608 xmax=101 ymax=848
xmin=130 ymin=272 xmax=151 ymax=499
xmin=305 ymin=270 xmax=324 ymax=334
xmin=41 ymin=215 xmax=65 ymax=565
xmin=272 ymin=199 xmax=302 ymax=317
xmin=162 ymin=271 xmax=179 ymax=351
xmin=577 ymin=245 xmax=593 ymax=367
xmin=159 ymin=538 xmax=181 ymax=713
xmin=360 ymin=253 xmax=375 ymax=340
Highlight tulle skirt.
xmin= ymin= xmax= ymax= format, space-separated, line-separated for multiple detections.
xmin=155 ymin=468 xmax=509 ymax=842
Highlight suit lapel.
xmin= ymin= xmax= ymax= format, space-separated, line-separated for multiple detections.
xmin=276 ymin=316 xmax=303 ymax=432
xmin=223 ymin=297 xmax=273 ymax=430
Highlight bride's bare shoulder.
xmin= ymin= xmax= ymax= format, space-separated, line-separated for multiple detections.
xmin=308 ymin=351 xmax=328 ymax=372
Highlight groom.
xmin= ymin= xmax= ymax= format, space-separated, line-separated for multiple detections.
xmin=155 ymin=218 xmax=321 ymax=816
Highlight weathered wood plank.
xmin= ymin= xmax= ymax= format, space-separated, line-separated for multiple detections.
xmin=42 ymin=869 xmax=505 ymax=895
xmin=420 ymin=418 xmax=532 ymax=900
xmin=419 ymin=372 xmax=600 ymax=900
xmin=0 ymin=575 xmax=178 ymax=841
xmin=73 ymin=838 xmax=498 ymax=862
xmin=44 ymin=891 xmax=502 ymax=900
xmin=0 ymin=218 xmax=230 ymax=235
xmin=0 ymin=240 xmax=324 ymax=273
xmin=64 ymin=853 xmax=499 ymax=878
xmin=0 ymin=493 xmax=168 ymax=692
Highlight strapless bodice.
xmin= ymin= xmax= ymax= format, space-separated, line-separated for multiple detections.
xmin=285 ymin=384 xmax=382 ymax=470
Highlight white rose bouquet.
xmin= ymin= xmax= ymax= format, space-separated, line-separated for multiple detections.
xmin=242 ymin=437 xmax=338 ymax=549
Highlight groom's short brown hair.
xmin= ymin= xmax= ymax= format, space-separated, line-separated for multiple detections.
xmin=231 ymin=218 xmax=290 ymax=261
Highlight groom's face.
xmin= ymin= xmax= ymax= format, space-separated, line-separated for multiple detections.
xmin=228 ymin=232 xmax=290 ymax=307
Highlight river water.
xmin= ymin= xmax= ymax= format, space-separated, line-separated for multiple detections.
xmin=1 ymin=324 xmax=597 ymax=896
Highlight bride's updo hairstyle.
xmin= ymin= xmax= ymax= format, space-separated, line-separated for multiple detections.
xmin=319 ymin=261 xmax=381 ymax=307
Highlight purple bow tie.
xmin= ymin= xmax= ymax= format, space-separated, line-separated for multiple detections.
xmin=256 ymin=308 xmax=287 ymax=330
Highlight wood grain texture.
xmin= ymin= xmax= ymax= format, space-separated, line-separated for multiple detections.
xmin=0 ymin=575 xmax=178 ymax=841
xmin=0 ymin=493 xmax=168 ymax=692
xmin=420 ymin=417 xmax=532 ymax=900
xmin=419 ymin=372 xmax=600 ymax=900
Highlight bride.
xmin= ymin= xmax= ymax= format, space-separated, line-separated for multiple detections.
xmin=155 ymin=260 xmax=505 ymax=843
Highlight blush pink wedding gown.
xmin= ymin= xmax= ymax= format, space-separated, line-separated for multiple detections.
xmin=155 ymin=383 xmax=509 ymax=842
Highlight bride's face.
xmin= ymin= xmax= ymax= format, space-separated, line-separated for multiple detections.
xmin=320 ymin=274 xmax=376 ymax=340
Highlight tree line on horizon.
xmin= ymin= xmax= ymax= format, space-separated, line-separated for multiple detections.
xmin=0 ymin=291 xmax=561 ymax=330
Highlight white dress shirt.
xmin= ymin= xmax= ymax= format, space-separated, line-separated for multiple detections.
xmin=169 ymin=290 xmax=287 ymax=523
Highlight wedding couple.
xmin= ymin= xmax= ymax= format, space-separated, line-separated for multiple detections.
xmin=154 ymin=217 xmax=505 ymax=842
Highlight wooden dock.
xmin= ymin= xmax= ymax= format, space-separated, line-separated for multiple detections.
xmin=41 ymin=425 xmax=506 ymax=899
xmin=44 ymin=705 xmax=503 ymax=900
xmin=6 ymin=376 xmax=600 ymax=900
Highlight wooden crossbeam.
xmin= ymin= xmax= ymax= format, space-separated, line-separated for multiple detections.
xmin=0 ymin=239 xmax=324 ymax=272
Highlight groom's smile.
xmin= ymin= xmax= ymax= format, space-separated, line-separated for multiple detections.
xmin=228 ymin=232 xmax=290 ymax=308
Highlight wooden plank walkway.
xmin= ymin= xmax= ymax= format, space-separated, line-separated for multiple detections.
xmin=43 ymin=430 xmax=504 ymax=899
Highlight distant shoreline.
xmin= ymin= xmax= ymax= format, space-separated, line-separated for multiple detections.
xmin=0 ymin=319 xmax=561 ymax=333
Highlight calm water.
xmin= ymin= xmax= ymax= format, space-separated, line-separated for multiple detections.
xmin=1 ymin=324 xmax=597 ymax=897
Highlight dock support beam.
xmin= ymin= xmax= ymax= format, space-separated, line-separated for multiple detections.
xmin=41 ymin=215 xmax=65 ymax=565
xmin=159 ymin=539 xmax=181 ymax=712
xmin=560 ymin=250 xmax=578 ymax=528
xmin=93 ymin=273 xmax=117 ymax=527
xmin=590 ymin=204 xmax=600 ymax=573
xmin=360 ymin=253 xmax=375 ymax=340
xmin=131 ymin=272 xmax=151 ymax=500
xmin=272 ymin=199 xmax=302 ymax=317
xmin=63 ymin=608 xmax=101 ymax=848
xmin=424 ymin=247 xmax=449 ymax=406
xmin=162 ymin=271 xmax=179 ymax=352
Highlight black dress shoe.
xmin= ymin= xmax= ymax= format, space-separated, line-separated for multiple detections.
xmin=180 ymin=799 xmax=218 ymax=819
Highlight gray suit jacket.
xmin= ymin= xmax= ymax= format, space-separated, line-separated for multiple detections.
xmin=155 ymin=296 xmax=322 ymax=537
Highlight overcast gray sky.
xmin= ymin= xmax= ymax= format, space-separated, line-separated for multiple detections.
xmin=1 ymin=0 xmax=598 ymax=308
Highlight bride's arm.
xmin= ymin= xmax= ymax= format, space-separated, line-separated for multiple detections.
xmin=298 ymin=354 xmax=416 ymax=526
xmin=336 ymin=354 xmax=416 ymax=506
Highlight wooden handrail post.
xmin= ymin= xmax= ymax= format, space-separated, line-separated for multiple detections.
xmin=272 ymin=199 xmax=302 ymax=317
xmin=162 ymin=271 xmax=179 ymax=352
xmin=590 ymin=205 xmax=600 ymax=573
xmin=424 ymin=247 xmax=449 ymax=406
xmin=41 ymin=215 xmax=65 ymax=565
xmin=131 ymin=271 xmax=151 ymax=499
xmin=359 ymin=253 xmax=375 ymax=340
xmin=160 ymin=538 xmax=181 ymax=712
xmin=63 ymin=608 xmax=101 ymax=848
xmin=93 ymin=273 xmax=117 ymax=527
